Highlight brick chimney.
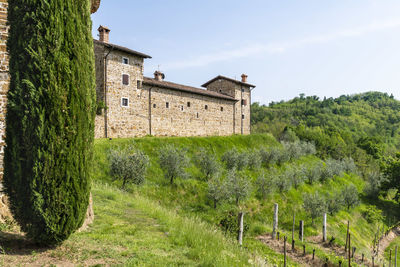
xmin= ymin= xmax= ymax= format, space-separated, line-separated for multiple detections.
xmin=98 ymin=25 xmax=110 ymax=43
xmin=154 ymin=71 xmax=165 ymax=81
xmin=241 ymin=74 xmax=248 ymax=83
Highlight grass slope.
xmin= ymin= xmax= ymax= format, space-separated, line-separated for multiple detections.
xmin=91 ymin=134 xmax=397 ymax=266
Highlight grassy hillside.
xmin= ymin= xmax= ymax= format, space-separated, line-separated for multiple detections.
xmin=2 ymin=133 xmax=399 ymax=266
xmin=90 ymin=134 xmax=397 ymax=265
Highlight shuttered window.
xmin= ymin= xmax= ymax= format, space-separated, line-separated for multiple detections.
xmin=241 ymin=99 xmax=247 ymax=106
xmin=122 ymin=74 xmax=129 ymax=85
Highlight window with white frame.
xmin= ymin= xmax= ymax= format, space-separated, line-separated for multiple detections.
xmin=122 ymin=57 xmax=129 ymax=65
xmin=121 ymin=97 xmax=129 ymax=107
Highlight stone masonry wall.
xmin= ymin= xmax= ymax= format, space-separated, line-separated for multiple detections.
xmin=149 ymin=86 xmax=235 ymax=137
xmin=0 ymin=0 xmax=10 ymax=222
xmin=206 ymin=79 xmax=251 ymax=135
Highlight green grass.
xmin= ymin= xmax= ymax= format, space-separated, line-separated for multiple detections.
xmin=89 ymin=134 xmax=400 ymax=266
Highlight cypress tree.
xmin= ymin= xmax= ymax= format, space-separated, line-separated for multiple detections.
xmin=4 ymin=0 xmax=96 ymax=245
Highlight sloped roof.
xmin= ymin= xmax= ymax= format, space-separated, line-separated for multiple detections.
xmin=94 ymin=39 xmax=152 ymax=59
xmin=143 ymin=77 xmax=237 ymax=101
xmin=202 ymin=75 xmax=256 ymax=88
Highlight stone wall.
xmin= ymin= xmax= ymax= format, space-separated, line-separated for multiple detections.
xmin=0 ymin=0 xmax=10 ymax=222
xmin=206 ymin=79 xmax=251 ymax=135
xmin=149 ymin=86 xmax=235 ymax=137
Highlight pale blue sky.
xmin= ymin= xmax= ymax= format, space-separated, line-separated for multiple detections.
xmin=92 ymin=1 xmax=400 ymax=104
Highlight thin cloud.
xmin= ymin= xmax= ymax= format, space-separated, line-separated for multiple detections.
xmin=163 ymin=18 xmax=400 ymax=70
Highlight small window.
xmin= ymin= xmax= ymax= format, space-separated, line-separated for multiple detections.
xmin=122 ymin=57 xmax=129 ymax=65
xmin=205 ymin=105 xmax=208 ymax=110
xmin=187 ymin=102 xmax=191 ymax=107
xmin=242 ymin=114 xmax=245 ymax=119
xmin=137 ymin=80 xmax=142 ymax=89
xmin=122 ymin=74 xmax=129 ymax=85
xmin=166 ymin=102 xmax=169 ymax=108
xmin=196 ymin=113 xmax=199 ymax=118
xmin=153 ymin=104 xmax=156 ymax=108
xmin=241 ymin=88 xmax=245 ymax=93
xmin=181 ymin=106 xmax=184 ymax=111
xmin=241 ymin=99 xmax=247 ymax=106
xmin=121 ymin=97 xmax=129 ymax=107
xmin=221 ymin=107 xmax=224 ymax=112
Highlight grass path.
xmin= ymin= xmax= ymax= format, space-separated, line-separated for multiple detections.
xmin=0 ymin=182 xmax=256 ymax=266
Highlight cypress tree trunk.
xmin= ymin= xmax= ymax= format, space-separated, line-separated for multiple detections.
xmin=4 ymin=0 xmax=96 ymax=245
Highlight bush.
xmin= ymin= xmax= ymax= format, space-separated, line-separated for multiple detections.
xmin=259 ymin=147 xmax=279 ymax=166
xmin=361 ymin=205 xmax=384 ymax=223
xmin=159 ymin=145 xmax=189 ymax=184
xmin=195 ymin=148 xmax=220 ymax=180
xmin=341 ymin=157 xmax=357 ymax=174
xmin=3 ymin=0 xmax=96 ymax=245
xmin=303 ymin=192 xmax=326 ymax=224
xmin=285 ymin=165 xmax=305 ymax=189
xmin=272 ymin=172 xmax=291 ymax=192
xmin=321 ymin=159 xmax=343 ymax=181
xmin=247 ymin=150 xmax=262 ymax=170
xmin=304 ymin=162 xmax=323 ymax=185
xmin=109 ymin=147 xmax=149 ymax=188
xmin=219 ymin=211 xmax=250 ymax=237
xmin=207 ymin=176 xmax=227 ymax=209
xmin=364 ymin=171 xmax=387 ymax=197
xmin=255 ymin=172 xmax=274 ymax=199
xmin=221 ymin=148 xmax=248 ymax=170
xmin=326 ymin=192 xmax=344 ymax=215
xmin=343 ymin=184 xmax=360 ymax=210
xmin=224 ymin=170 xmax=251 ymax=205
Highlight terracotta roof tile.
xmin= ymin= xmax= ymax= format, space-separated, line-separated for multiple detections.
xmin=143 ymin=77 xmax=238 ymax=101
xmin=202 ymin=75 xmax=256 ymax=88
xmin=94 ymin=39 xmax=152 ymax=59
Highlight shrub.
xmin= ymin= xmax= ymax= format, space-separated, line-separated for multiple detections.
xmin=304 ymin=162 xmax=323 ymax=185
xmin=272 ymin=172 xmax=291 ymax=192
xmin=247 ymin=150 xmax=262 ymax=170
xmin=326 ymin=192 xmax=344 ymax=215
xmin=207 ymin=176 xmax=227 ymax=209
xmin=219 ymin=211 xmax=250 ymax=237
xmin=224 ymin=170 xmax=251 ymax=205
xmin=3 ymin=0 xmax=96 ymax=245
xmin=321 ymin=159 xmax=343 ymax=181
xmin=221 ymin=148 xmax=248 ymax=170
xmin=259 ymin=147 xmax=279 ymax=166
xmin=285 ymin=166 xmax=305 ymax=189
xmin=342 ymin=184 xmax=360 ymax=210
xmin=255 ymin=172 xmax=275 ymax=199
xmin=341 ymin=157 xmax=357 ymax=174
xmin=364 ymin=171 xmax=387 ymax=197
xmin=109 ymin=148 xmax=149 ymax=188
xmin=303 ymin=192 xmax=326 ymax=224
xmin=195 ymin=148 xmax=220 ymax=180
xmin=159 ymin=145 xmax=189 ymax=184
xmin=361 ymin=205 xmax=384 ymax=223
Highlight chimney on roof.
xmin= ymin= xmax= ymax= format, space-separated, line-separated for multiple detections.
xmin=154 ymin=71 xmax=165 ymax=81
xmin=98 ymin=25 xmax=110 ymax=43
xmin=241 ymin=74 xmax=248 ymax=83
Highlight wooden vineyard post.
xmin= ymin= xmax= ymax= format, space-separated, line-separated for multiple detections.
xmin=372 ymin=256 xmax=374 ymax=267
xmin=390 ymin=249 xmax=392 ymax=267
xmin=395 ymin=246 xmax=398 ymax=267
xmin=303 ymin=244 xmax=306 ymax=256
xmin=339 ymin=260 xmax=342 ymax=267
xmin=348 ymin=233 xmax=351 ymax=267
xmin=299 ymin=220 xmax=304 ymax=242
xmin=284 ymin=236 xmax=287 ymax=267
xmin=323 ymin=213 xmax=327 ymax=242
xmin=312 ymin=249 xmax=315 ymax=260
xmin=238 ymin=212 xmax=244 ymax=246
xmin=292 ymin=213 xmax=295 ymax=251
xmin=345 ymin=221 xmax=350 ymax=253
xmin=272 ymin=203 xmax=278 ymax=240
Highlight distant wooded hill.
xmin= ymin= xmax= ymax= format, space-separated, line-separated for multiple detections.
xmin=251 ymin=91 xmax=400 ymax=171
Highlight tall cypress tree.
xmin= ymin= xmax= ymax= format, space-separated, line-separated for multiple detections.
xmin=4 ymin=0 xmax=96 ymax=245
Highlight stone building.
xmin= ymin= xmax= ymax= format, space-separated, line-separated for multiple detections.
xmin=94 ymin=26 xmax=255 ymax=138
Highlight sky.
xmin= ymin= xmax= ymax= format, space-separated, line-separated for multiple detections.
xmin=92 ymin=0 xmax=400 ymax=104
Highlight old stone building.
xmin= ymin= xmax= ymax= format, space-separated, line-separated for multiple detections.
xmin=94 ymin=26 xmax=255 ymax=138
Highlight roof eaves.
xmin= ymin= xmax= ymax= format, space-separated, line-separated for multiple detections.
xmin=202 ymin=75 xmax=256 ymax=88
xmin=93 ymin=39 xmax=152 ymax=59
